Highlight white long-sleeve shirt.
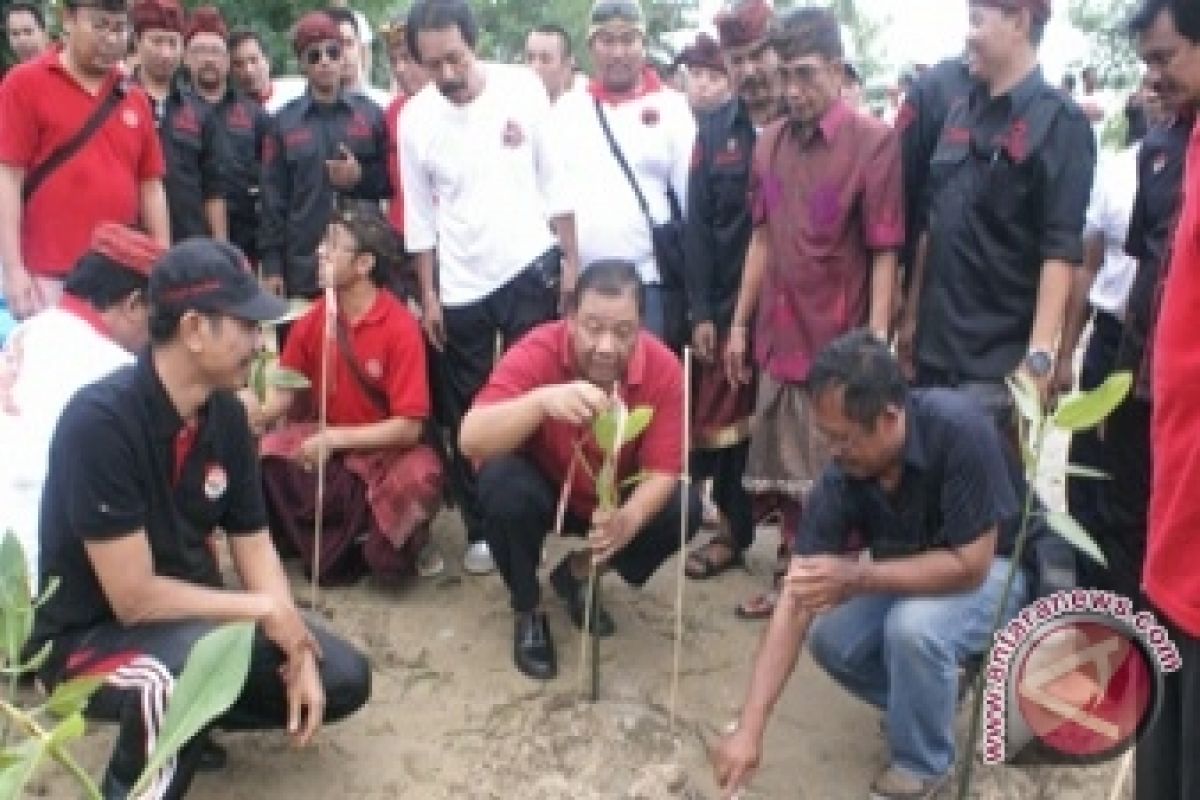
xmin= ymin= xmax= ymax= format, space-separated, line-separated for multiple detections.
xmin=400 ymin=63 xmax=570 ymax=307
xmin=552 ymin=81 xmax=695 ymax=285
xmin=1085 ymin=144 xmax=1139 ymax=317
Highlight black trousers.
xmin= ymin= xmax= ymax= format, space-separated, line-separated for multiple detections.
xmin=1066 ymin=309 xmax=1123 ymax=536
xmin=40 ymin=619 xmax=370 ymax=799
xmin=1135 ymin=611 xmax=1200 ymax=800
xmin=691 ymin=440 xmax=754 ymax=550
xmin=477 ymin=454 xmax=702 ymax=613
xmin=431 ymin=257 xmax=559 ymax=544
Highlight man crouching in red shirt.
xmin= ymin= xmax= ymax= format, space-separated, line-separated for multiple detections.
xmin=254 ymin=201 xmax=443 ymax=584
xmin=460 ymin=260 xmax=701 ymax=680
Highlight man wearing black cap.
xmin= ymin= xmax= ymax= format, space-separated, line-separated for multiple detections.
xmin=30 ymin=238 xmax=371 ymax=799
xmin=681 ymin=0 xmax=781 ymax=589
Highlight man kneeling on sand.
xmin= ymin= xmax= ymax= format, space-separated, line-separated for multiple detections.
xmin=711 ymin=331 xmax=1032 ymax=800
xmin=460 ymin=260 xmax=701 ymax=680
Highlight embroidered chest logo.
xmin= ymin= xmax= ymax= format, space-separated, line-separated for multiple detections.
xmin=365 ymin=358 xmax=383 ymax=380
xmin=226 ymin=104 xmax=252 ymax=131
xmin=284 ymin=127 xmax=313 ymax=149
xmin=122 ymin=108 xmax=141 ymax=128
xmin=502 ymin=119 xmax=525 ymax=148
xmin=346 ymin=113 xmax=371 ymax=139
xmin=173 ymin=105 xmax=201 ymax=136
xmin=203 ymin=463 xmax=228 ymax=501
xmin=641 ymin=107 xmax=660 ymax=126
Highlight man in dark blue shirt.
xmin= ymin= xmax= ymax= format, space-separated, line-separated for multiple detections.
xmin=711 ymin=331 xmax=1030 ymax=800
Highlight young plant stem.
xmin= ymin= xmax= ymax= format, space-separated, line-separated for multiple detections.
xmin=956 ymin=420 xmax=1047 ymax=799
xmin=0 ymin=698 xmax=102 ymax=799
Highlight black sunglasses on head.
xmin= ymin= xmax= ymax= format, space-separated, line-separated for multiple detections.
xmin=303 ymin=43 xmax=342 ymax=66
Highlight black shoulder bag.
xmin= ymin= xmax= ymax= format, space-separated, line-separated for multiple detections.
xmin=22 ymin=80 xmax=127 ymax=204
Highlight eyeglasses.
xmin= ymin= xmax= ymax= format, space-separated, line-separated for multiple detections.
xmin=303 ymin=43 xmax=342 ymax=66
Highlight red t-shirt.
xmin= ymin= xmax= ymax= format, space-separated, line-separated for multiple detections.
xmin=280 ymin=290 xmax=430 ymax=426
xmin=0 ymin=48 xmax=164 ymax=278
xmin=1146 ymin=121 xmax=1200 ymax=636
xmin=385 ymin=93 xmax=409 ymax=234
xmin=473 ymin=321 xmax=683 ymax=520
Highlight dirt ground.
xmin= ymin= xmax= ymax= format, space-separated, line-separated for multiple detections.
xmin=28 ymin=433 xmax=1136 ymax=799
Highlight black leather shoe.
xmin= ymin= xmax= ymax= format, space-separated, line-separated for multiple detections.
xmin=514 ymin=611 xmax=557 ymax=680
xmin=197 ymin=732 xmax=228 ymax=771
xmin=550 ymin=558 xmax=615 ymax=637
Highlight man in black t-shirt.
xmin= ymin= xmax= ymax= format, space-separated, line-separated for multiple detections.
xmin=711 ymin=331 xmax=1030 ymax=800
xmin=32 ymin=239 xmax=370 ymax=799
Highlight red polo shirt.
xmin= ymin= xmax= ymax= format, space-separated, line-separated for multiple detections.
xmin=473 ymin=321 xmax=683 ymax=520
xmin=280 ymin=290 xmax=430 ymax=426
xmin=0 ymin=48 xmax=164 ymax=278
xmin=749 ymin=100 xmax=904 ymax=383
xmin=1146 ymin=121 xmax=1200 ymax=637
xmin=385 ymin=93 xmax=409 ymax=234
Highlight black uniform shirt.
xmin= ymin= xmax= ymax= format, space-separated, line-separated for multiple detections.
xmin=146 ymin=79 xmax=229 ymax=242
xmin=202 ymin=88 xmax=269 ymax=262
xmin=31 ymin=355 xmax=267 ymax=647
xmin=795 ymin=389 xmax=1019 ymax=561
xmin=260 ymin=90 xmax=392 ymax=297
xmin=1117 ymin=115 xmax=1191 ymax=396
xmin=917 ymin=68 xmax=1095 ymax=381
xmin=684 ymin=97 xmax=760 ymax=330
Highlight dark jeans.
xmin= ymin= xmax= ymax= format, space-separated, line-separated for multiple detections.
xmin=1067 ymin=309 xmax=1123 ymax=536
xmin=431 ymin=255 xmax=559 ymax=544
xmin=691 ymin=440 xmax=754 ymax=550
xmin=1135 ymin=609 xmax=1200 ymax=800
xmin=477 ymin=454 xmax=702 ymax=612
xmin=40 ymin=619 xmax=370 ymax=799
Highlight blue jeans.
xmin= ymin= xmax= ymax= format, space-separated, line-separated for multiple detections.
xmin=808 ymin=558 xmax=1030 ymax=780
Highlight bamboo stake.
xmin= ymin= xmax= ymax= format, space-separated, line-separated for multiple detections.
xmin=670 ymin=347 xmax=692 ymax=731
xmin=310 ymin=287 xmax=336 ymax=611
xmin=1107 ymin=750 xmax=1134 ymax=800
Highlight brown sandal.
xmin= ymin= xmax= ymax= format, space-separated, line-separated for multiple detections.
xmin=684 ymin=535 xmax=744 ymax=580
xmin=735 ymin=567 xmax=785 ymax=620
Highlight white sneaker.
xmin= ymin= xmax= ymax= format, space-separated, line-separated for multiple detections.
xmin=463 ymin=541 xmax=496 ymax=575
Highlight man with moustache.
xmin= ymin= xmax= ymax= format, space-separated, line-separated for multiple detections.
xmin=132 ymin=0 xmax=229 ymax=243
xmin=184 ymin=7 xmax=269 ymax=266
xmin=1128 ymin=2 xmax=1200 ymax=797
xmin=461 ymin=260 xmax=700 ymax=679
xmin=552 ymin=0 xmax=695 ymax=347
xmin=400 ymin=0 xmax=579 ymax=575
xmin=29 ymin=239 xmax=371 ymax=800
xmin=261 ymin=11 xmax=391 ymax=300
xmin=0 ymin=0 xmax=169 ymax=320
xmin=901 ymin=0 xmax=1094 ymax=409
xmin=723 ymin=8 xmax=902 ymax=617
xmin=681 ymin=0 xmax=781 ymax=588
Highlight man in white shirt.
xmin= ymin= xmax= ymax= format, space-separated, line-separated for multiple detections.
xmin=0 ymin=224 xmax=163 ymax=586
xmin=401 ymin=0 xmax=580 ymax=575
xmin=1054 ymin=141 xmax=1140 ymax=537
xmin=553 ymin=0 xmax=694 ymax=348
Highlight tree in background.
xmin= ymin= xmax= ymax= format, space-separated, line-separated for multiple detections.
xmin=774 ymin=0 xmax=888 ymax=85
xmin=1069 ymin=0 xmax=1140 ymax=90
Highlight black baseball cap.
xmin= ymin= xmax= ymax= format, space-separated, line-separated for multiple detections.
xmin=149 ymin=239 xmax=288 ymax=323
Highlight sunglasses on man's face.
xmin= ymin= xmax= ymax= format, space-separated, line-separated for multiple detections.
xmin=303 ymin=43 xmax=342 ymax=66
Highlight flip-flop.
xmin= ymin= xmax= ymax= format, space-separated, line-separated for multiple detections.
xmin=684 ymin=536 xmax=743 ymax=580
xmin=735 ymin=588 xmax=779 ymax=620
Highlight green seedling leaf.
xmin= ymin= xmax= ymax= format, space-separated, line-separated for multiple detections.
xmin=1053 ymin=372 xmax=1132 ymax=432
xmin=0 ymin=532 xmax=33 ymax=667
xmin=592 ymin=410 xmax=618 ymax=454
xmin=33 ymin=576 xmax=60 ymax=609
xmin=45 ymin=745 xmax=101 ymax=800
xmin=1006 ymin=374 xmax=1041 ymax=425
xmin=19 ymin=640 xmax=52 ymax=675
xmin=250 ymin=355 xmax=268 ymax=404
xmin=619 ymin=471 xmax=649 ymax=490
xmin=619 ymin=407 xmax=653 ymax=446
xmin=1064 ymin=464 xmax=1111 ymax=481
xmin=46 ymin=712 xmax=85 ymax=749
xmin=1043 ymin=511 xmax=1107 ymax=566
xmin=0 ymin=740 xmax=43 ymax=800
xmin=130 ymin=622 xmax=255 ymax=798
xmin=46 ymin=676 xmax=106 ymax=720
xmin=267 ymin=366 xmax=312 ymax=391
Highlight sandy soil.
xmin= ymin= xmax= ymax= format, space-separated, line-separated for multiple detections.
xmin=26 ymin=434 xmax=1135 ymax=799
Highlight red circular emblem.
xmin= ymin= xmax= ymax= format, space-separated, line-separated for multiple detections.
xmin=1014 ymin=618 xmax=1155 ymax=759
xmin=641 ymin=107 xmax=660 ymax=126
xmin=203 ymin=464 xmax=229 ymax=501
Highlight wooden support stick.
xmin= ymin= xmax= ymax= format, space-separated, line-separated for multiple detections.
xmin=670 ymin=347 xmax=691 ymax=731
xmin=310 ymin=288 xmax=335 ymax=611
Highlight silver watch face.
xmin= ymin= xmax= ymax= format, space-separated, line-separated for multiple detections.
xmin=1026 ymin=351 xmax=1053 ymax=378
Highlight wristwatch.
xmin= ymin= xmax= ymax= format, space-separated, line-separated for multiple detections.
xmin=1024 ymin=348 xmax=1054 ymax=379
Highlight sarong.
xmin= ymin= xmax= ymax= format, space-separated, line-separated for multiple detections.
xmin=743 ymin=374 xmax=829 ymax=500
